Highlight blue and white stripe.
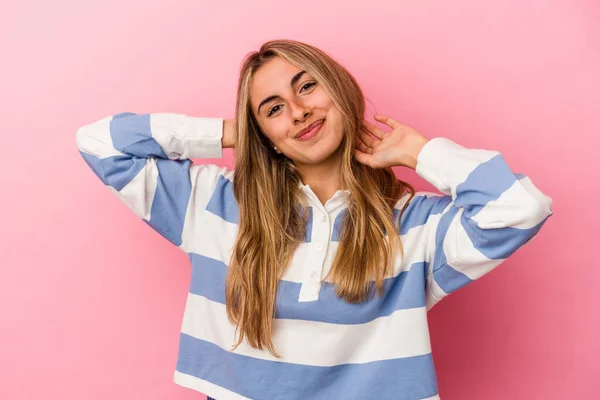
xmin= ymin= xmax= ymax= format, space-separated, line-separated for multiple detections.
xmin=77 ymin=112 xmax=553 ymax=400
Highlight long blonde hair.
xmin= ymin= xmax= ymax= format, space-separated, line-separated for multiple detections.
xmin=227 ymin=39 xmax=415 ymax=357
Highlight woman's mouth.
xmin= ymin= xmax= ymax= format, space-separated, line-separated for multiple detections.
xmin=296 ymin=119 xmax=325 ymax=141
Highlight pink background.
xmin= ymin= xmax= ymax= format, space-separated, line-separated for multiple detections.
xmin=1 ymin=0 xmax=597 ymax=398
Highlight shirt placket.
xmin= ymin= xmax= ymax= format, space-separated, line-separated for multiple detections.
xmin=298 ymin=194 xmax=331 ymax=302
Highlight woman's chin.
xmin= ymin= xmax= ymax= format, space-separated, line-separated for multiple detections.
xmin=295 ymin=146 xmax=343 ymax=166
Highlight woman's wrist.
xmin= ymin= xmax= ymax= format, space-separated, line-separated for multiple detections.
xmin=222 ymin=119 xmax=236 ymax=148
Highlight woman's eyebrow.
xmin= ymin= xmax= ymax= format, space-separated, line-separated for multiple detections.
xmin=257 ymin=70 xmax=306 ymax=114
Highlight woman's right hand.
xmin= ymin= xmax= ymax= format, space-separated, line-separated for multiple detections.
xmin=222 ymin=119 xmax=237 ymax=148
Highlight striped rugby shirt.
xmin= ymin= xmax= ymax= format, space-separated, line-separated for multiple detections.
xmin=76 ymin=112 xmax=553 ymax=400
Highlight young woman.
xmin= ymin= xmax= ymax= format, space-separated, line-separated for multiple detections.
xmin=76 ymin=39 xmax=553 ymax=400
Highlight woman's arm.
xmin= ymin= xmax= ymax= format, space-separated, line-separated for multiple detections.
xmin=358 ymin=114 xmax=553 ymax=310
xmin=222 ymin=118 xmax=237 ymax=149
xmin=413 ymin=137 xmax=554 ymax=309
xmin=76 ymin=112 xmax=233 ymax=252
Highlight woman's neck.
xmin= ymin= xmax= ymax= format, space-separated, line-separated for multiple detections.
xmin=297 ymin=149 xmax=343 ymax=206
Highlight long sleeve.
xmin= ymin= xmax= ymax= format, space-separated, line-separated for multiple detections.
xmin=412 ymin=137 xmax=554 ymax=310
xmin=76 ymin=112 xmax=231 ymax=253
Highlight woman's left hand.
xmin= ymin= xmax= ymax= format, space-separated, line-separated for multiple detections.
xmin=354 ymin=114 xmax=430 ymax=170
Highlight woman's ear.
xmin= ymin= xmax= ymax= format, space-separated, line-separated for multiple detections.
xmin=266 ymin=139 xmax=282 ymax=154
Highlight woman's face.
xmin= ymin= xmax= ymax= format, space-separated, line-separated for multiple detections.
xmin=250 ymin=56 xmax=345 ymax=166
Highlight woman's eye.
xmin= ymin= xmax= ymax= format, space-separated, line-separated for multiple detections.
xmin=267 ymin=83 xmax=316 ymax=117
xmin=301 ymin=82 xmax=316 ymax=92
xmin=267 ymin=105 xmax=281 ymax=117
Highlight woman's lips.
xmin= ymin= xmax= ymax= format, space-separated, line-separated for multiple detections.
xmin=296 ymin=119 xmax=324 ymax=141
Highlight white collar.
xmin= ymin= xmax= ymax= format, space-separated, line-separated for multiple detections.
xmin=298 ymin=180 xmax=350 ymax=212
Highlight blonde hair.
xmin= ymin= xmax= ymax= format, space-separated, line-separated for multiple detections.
xmin=227 ymin=39 xmax=415 ymax=357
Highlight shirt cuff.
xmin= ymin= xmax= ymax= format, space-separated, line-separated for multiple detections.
xmin=184 ymin=117 xmax=224 ymax=159
xmin=415 ymin=137 xmax=467 ymax=195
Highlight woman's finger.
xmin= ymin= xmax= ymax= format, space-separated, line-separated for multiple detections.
xmin=356 ymin=136 xmax=373 ymax=154
xmin=354 ymin=135 xmax=378 ymax=166
xmin=358 ymin=127 xmax=379 ymax=149
xmin=374 ymin=114 xmax=402 ymax=130
xmin=361 ymin=119 xmax=386 ymax=140
xmin=354 ymin=147 xmax=372 ymax=165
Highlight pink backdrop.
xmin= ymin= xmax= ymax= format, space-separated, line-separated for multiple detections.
xmin=2 ymin=0 xmax=597 ymax=398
